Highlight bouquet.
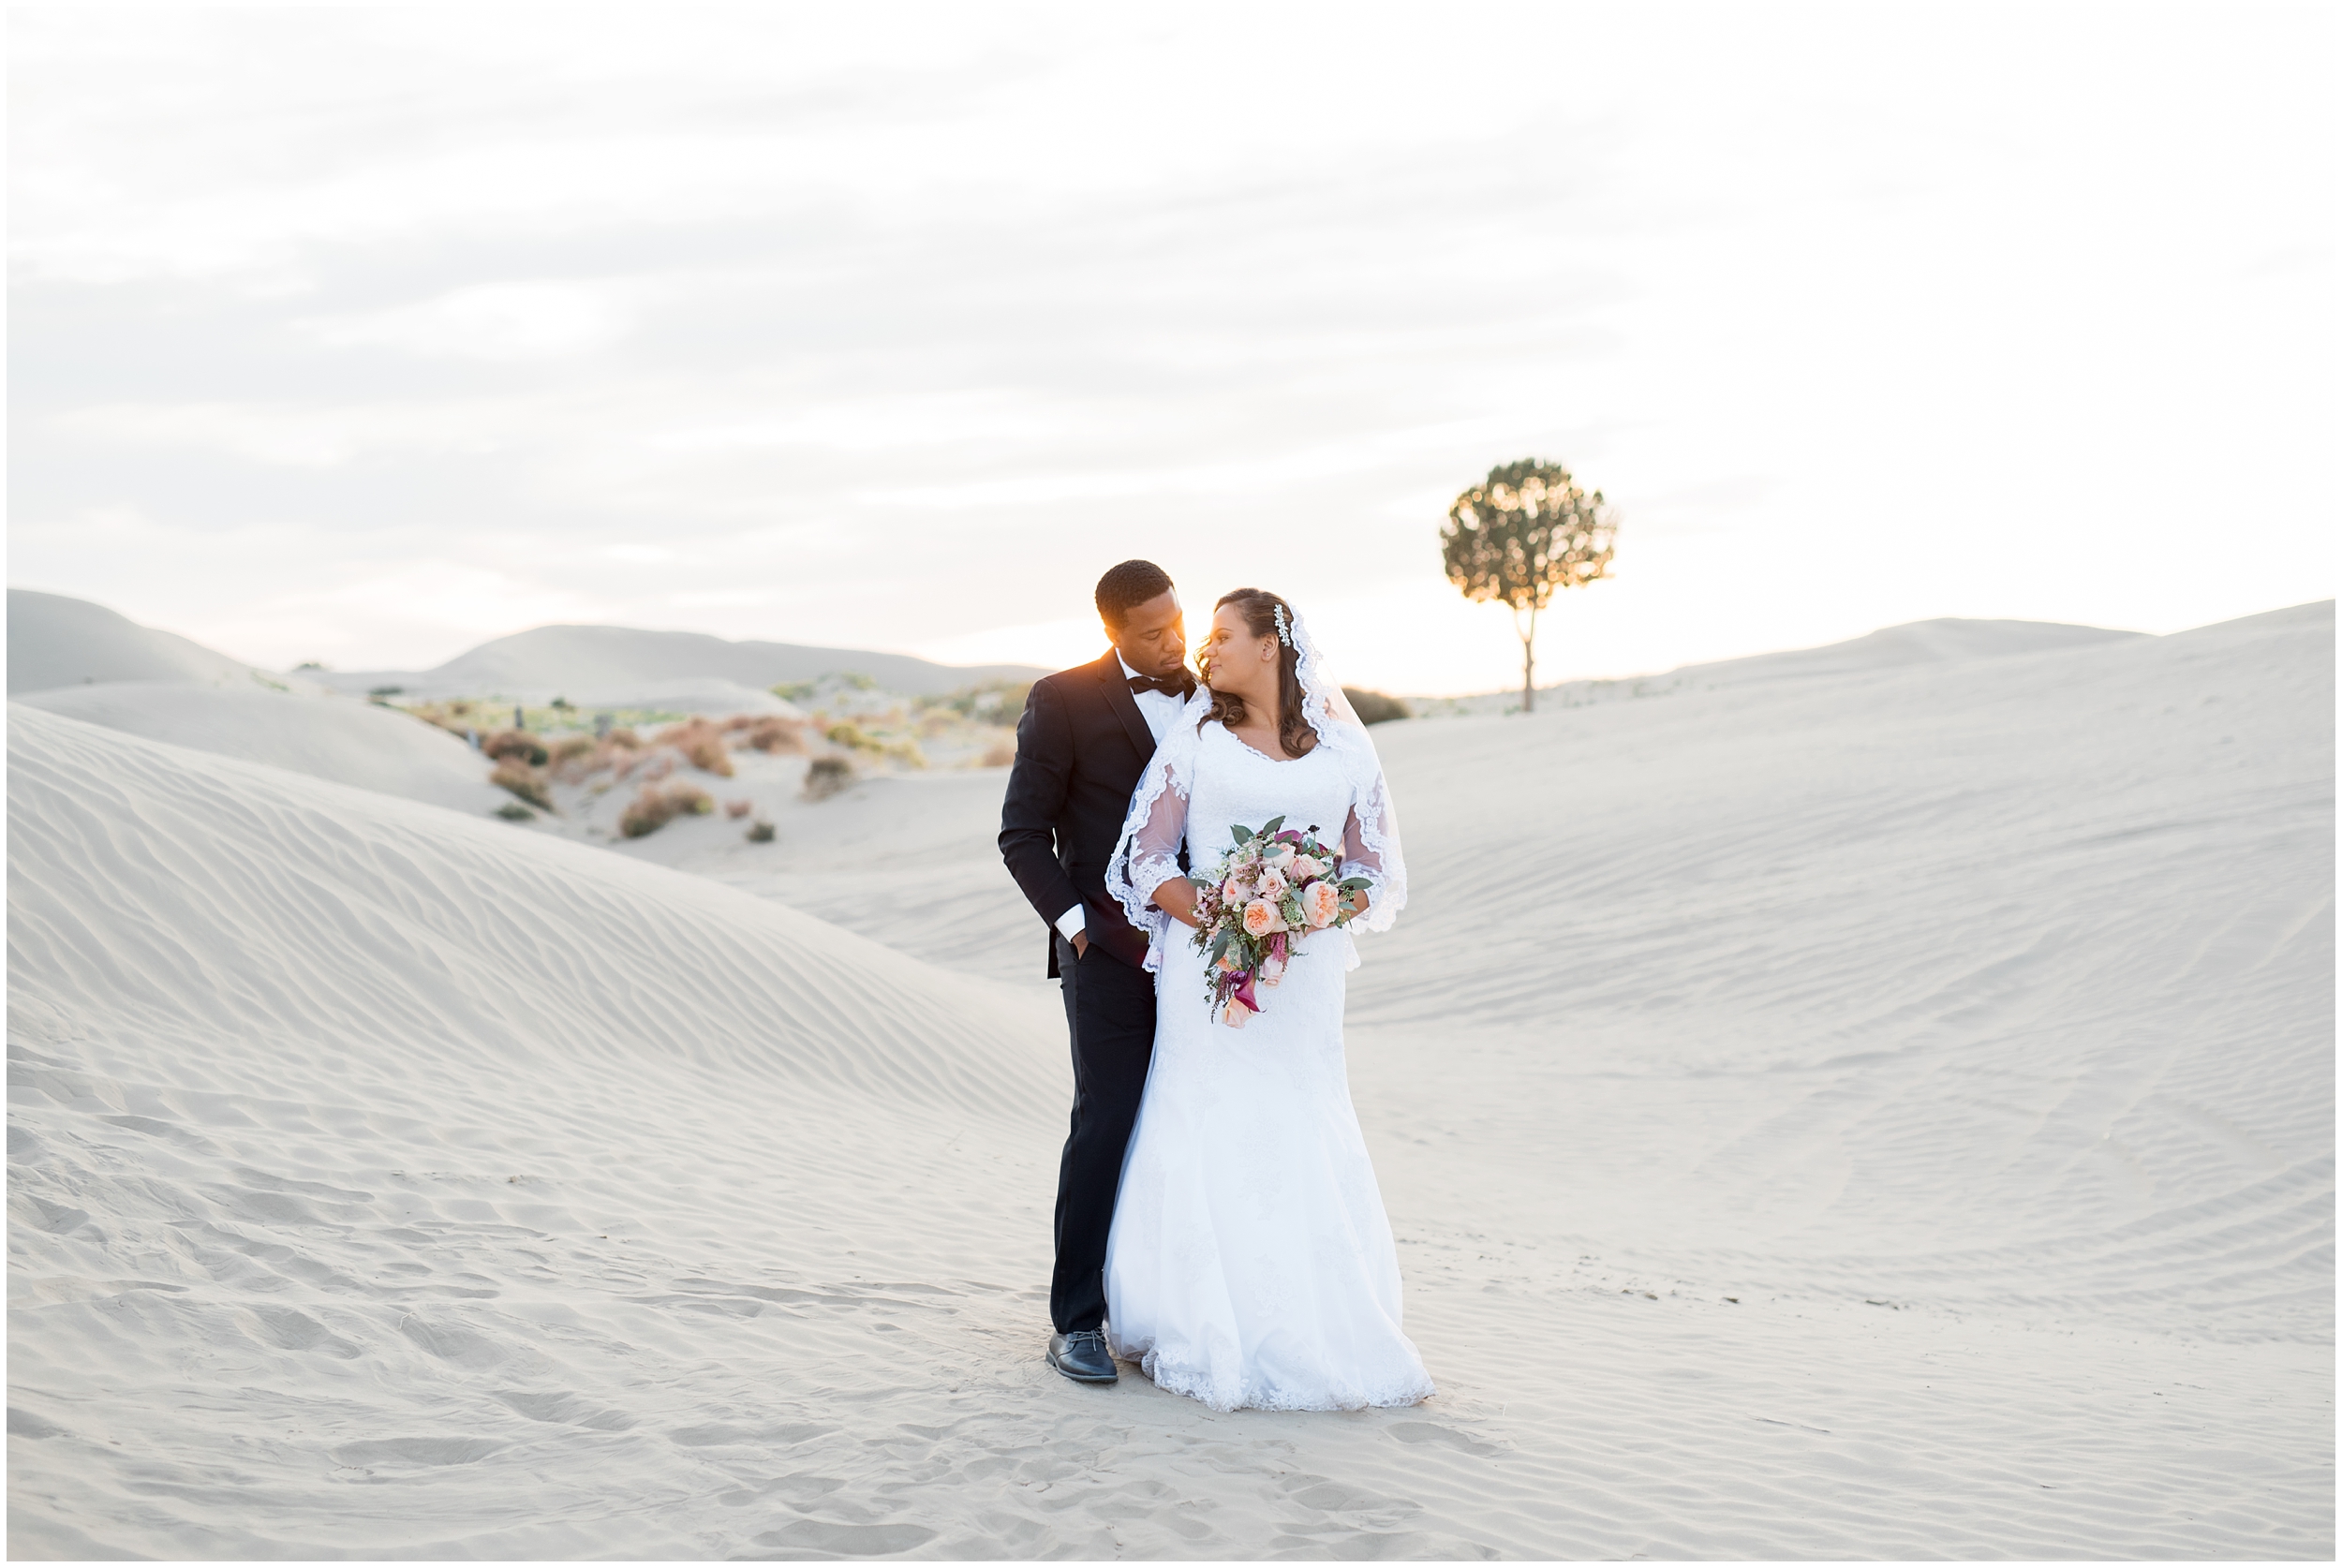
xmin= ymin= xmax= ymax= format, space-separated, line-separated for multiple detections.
xmin=1189 ymin=816 xmax=1371 ymax=1028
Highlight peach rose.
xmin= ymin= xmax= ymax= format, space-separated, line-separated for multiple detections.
xmin=1222 ymin=998 xmax=1252 ymax=1028
xmin=1302 ymin=880 xmax=1341 ymax=929
xmin=1242 ymin=898 xmax=1283 ymax=937
xmin=1222 ymin=876 xmax=1245 ymax=902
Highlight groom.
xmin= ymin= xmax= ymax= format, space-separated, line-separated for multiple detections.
xmin=999 ymin=559 xmax=1194 ymax=1385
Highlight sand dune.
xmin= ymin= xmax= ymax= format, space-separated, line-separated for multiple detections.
xmin=1667 ymin=612 xmax=2142 ymax=685
xmin=1352 ymin=602 xmax=2332 ymax=1328
xmin=7 ymin=589 xmax=509 ymax=817
xmin=17 ymin=680 xmax=511 ymax=816
xmin=1441 ymin=613 xmax=2148 ymax=717
xmin=7 ymin=604 xmax=2332 ymax=1558
xmin=605 ymin=762 xmax=1043 ymax=979
xmin=7 ymin=588 xmax=263 ymax=695
xmin=323 ymin=622 xmax=1043 ymax=702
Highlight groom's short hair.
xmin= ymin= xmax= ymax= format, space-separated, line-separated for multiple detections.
xmin=1095 ymin=560 xmax=1176 ymax=629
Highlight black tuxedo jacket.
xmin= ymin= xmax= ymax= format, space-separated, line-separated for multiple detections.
xmin=999 ymin=650 xmax=1174 ymax=976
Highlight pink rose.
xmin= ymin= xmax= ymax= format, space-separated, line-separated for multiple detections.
xmin=1222 ymin=876 xmax=1245 ymax=902
xmin=1291 ymin=854 xmax=1326 ymax=880
xmin=1242 ymin=898 xmax=1283 ymax=938
xmin=1256 ymin=865 xmax=1288 ymax=897
xmin=1223 ymin=998 xmax=1252 ymax=1028
xmin=1302 ymin=880 xmax=1341 ymax=929
xmin=1259 ymin=953 xmax=1285 ymax=987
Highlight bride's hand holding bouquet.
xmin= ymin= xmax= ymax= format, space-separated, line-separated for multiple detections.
xmin=1168 ymin=816 xmax=1370 ymax=1028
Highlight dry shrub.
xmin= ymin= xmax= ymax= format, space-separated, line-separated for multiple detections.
xmin=804 ymin=756 xmax=854 ymax=801
xmin=746 ymin=820 xmax=776 ymax=843
xmin=618 ymin=780 xmax=715 ymax=838
xmin=550 ymin=730 xmax=646 ymax=784
xmin=490 ymin=758 xmax=553 ymax=810
xmin=656 ymin=717 xmax=734 ymax=777
xmin=724 ymin=714 xmax=806 ymax=754
xmin=979 ymin=739 xmax=1016 ymax=768
xmin=483 ymin=729 xmax=549 ymax=766
xmin=617 ymin=748 xmax=674 ymax=784
xmin=723 ymin=797 xmax=753 ymax=819
xmin=494 ymin=801 xmax=535 ymax=822
xmin=550 ymin=747 xmax=600 ymax=784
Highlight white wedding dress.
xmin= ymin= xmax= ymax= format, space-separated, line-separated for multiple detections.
xmin=1103 ymin=624 xmax=1434 ymax=1413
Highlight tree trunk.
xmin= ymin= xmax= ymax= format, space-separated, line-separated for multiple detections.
xmin=1517 ymin=602 xmax=1538 ymax=714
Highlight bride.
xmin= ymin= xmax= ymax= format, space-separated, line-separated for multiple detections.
xmin=1103 ymin=588 xmax=1435 ymax=1413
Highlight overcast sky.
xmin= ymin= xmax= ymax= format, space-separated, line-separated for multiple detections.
xmin=9 ymin=4 xmax=2334 ymax=692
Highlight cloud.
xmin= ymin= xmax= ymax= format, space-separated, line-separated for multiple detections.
xmin=7 ymin=5 xmax=2334 ymax=686
xmin=300 ymin=280 xmax=638 ymax=362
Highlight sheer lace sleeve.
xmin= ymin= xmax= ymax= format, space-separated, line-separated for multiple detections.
xmin=1338 ymin=770 xmax=1405 ymax=935
xmin=1106 ymin=689 xmax=1211 ymax=972
xmin=1122 ymin=759 xmax=1190 ymax=915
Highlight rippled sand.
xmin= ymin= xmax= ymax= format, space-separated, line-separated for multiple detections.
xmin=8 ymin=603 xmax=2331 ymax=1558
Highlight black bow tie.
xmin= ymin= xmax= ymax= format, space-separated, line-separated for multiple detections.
xmin=1127 ymin=672 xmax=1195 ymax=699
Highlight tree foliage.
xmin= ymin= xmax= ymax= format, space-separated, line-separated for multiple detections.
xmin=1441 ymin=459 xmax=1617 ymax=711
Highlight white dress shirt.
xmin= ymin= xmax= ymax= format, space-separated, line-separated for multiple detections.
xmin=1057 ymin=653 xmax=1185 ymax=943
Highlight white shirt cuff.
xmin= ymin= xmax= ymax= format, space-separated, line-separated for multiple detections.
xmin=1054 ymin=903 xmax=1088 ymax=940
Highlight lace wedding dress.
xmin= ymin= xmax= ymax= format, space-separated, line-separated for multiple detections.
xmin=1103 ymin=616 xmax=1434 ymax=1413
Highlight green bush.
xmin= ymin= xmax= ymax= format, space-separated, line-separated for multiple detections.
xmin=804 ymin=757 xmax=854 ymax=801
xmin=1341 ymin=688 xmax=1412 ymax=725
xmin=928 ymin=678 xmax=1034 ymax=726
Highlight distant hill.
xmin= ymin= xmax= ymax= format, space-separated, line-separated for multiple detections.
xmin=7 ymin=588 xmax=259 ymax=695
xmin=317 ymin=622 xmax=1049 ymax=701
xmin=1666 ymin=616 xmax=2143 ymax=687
xmin=1430 ymin=615 xmax=2148 ymax=714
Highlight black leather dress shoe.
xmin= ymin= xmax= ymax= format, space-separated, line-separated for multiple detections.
xmin=1046 ymin=1329 xmax=1118 ymax=1383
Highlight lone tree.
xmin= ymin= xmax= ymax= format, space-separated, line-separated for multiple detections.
xmin=1441 ymin=458 xmax=1617 ymax=713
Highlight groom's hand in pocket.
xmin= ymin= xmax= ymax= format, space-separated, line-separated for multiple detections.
xmin=1071 ymin=931 xmax=1089 ymax=958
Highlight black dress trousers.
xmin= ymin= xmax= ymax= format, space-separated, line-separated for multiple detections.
xmin=1049 ymin=931 xmax=1158 ymax=1335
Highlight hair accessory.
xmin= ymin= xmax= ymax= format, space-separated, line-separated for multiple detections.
xmin=1272 ymin=602 xmax=1292 ymax=647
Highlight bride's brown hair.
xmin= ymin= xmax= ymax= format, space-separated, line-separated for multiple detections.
xmin=1202 ymin=588 xmax=1315 ymax=758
